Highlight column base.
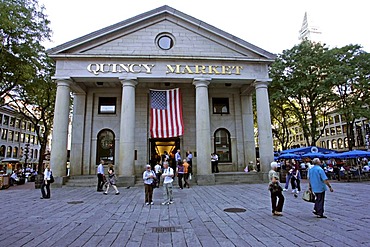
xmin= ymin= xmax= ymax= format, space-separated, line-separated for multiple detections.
xmin=51 ymin=176 xmax=68 ymax=188
xmin=258 ymin=172 xmax=270 ymax=183
xmin=116 ymin=176 xmax=135 ymax=187
xmin=196 ymin=174 xmax=215 ymax=185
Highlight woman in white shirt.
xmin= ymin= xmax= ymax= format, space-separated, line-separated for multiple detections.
xmin=41 ymin=165 xmax=52 ymax=199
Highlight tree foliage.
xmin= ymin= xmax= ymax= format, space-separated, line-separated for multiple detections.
xmin=270 ymin=40 xmax=370 ymax=150
xmin=0 ymin=0 xmax=51 ymax=99
xmin=9 ymin=58 xmax=56 ymax=172
xmin=270 ymin=40 xmax=335 ymax=147
xmin=327 ymin=44 xmax=370 ymax=150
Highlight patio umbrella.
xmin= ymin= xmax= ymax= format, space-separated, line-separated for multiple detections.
xmin=278 ymin=153 xmax=300 ymax=159
xmin=337 ymin=150 xmax=370 ymax=159
xmin=301 ymin=152 xmax=325 ymax=159
xmin=323 ymin=152 xmax=342 ymax=159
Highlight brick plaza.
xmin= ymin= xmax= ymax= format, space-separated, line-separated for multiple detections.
xmin=1 ymin=180 xmax=369 ymax=246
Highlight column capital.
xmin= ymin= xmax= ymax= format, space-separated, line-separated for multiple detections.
xmin=119 ymin=78 xmax=138 ymax=87
xmin=193 ymin=78 xmax=211 ymax=88
xmin=254 ymin=79 xmax=272 ymax=89
xmin=52 ymin=77 xmax=73 ymax=87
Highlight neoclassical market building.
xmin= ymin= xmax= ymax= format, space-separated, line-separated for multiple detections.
xmin=48 ymin=5 xmax=275 ymax=185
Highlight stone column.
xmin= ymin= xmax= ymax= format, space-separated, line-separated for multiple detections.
xmin=193 ymin=78 xmax=214 ymax=185
xmin=118 ymin=79 xmax=137 ymax=186
xmin=50 ymin=78 xmax=71 ymax=184
xmin=255 ymin=80 xmax=274 ymax=177
xmin=70 ymin=93 xmax=86 ymax=176
xmin=241 ymin=93 xmax=256 ymax=170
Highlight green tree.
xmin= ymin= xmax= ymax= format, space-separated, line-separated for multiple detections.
xmin=9 ymin=58 xmax=56 ymax=173
xmin=269 ymin=40 xmax=335 ymax=147
xmin=328 ymin=44 xmax=370 ymax=150
xmin=0 ymin=0 xmax=51 ymax=100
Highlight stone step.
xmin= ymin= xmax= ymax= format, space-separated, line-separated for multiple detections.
xmin=214 ymin=172 xmax=263 ymax=184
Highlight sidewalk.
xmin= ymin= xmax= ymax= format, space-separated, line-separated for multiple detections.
xmin=0 ymin=180 xmax=369 ymax=246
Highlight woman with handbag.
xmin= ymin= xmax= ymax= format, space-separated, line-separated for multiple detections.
xmin=143 ymin=164 xmax=156 ymax=205
xmin=40 ymin=165 xmax=52 ymax=199
xmin=269 ymin=162 xmax=285 ymax=216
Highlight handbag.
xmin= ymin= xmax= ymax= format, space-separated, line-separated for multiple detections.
xmin=150 ymin=171 xmax=157 ymax=188
xmin=49 ymin=172 xmax=55 ymax=184
xmin=269 ymin=181 xmax=282 ymax=193
xmin=302 ymin=189 xmax=315 ymax=203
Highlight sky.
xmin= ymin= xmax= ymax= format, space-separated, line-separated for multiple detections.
xmin=38 ymin=0 xmax=370 ymax=54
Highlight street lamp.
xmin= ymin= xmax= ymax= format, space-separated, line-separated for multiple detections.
xmin=24 ymin=143 xmax=30 ymax=182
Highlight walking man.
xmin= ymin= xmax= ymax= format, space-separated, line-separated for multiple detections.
xmin=161 ymin=161 xmax=174 ymax=205
xmin=97 ymin=160 xmax=105 ymax=192
xmin=308 ymin=158 xmax=334 ymax=218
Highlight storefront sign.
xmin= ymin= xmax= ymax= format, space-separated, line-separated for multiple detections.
xmin=87 ymin=63 xmax=243 ymax=76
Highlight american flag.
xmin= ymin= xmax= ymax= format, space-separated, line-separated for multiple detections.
xmin=150 ymin=88 xmax=184 ymax=138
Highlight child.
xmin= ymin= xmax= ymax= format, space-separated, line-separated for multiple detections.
xmin=104 ymin=168 xmax=120 ymax=195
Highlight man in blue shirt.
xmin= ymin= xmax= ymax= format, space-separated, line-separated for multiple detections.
xmin=308 ymin=158 xmax=334 ymax=218
xmin=175 ymin=149 xmax=181 ymax=165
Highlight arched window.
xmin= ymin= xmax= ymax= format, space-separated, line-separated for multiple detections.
xmin=13 ymin=147 xmax=18 ymax=158
xmin=214 ymin=128 xmax=231 ymax=162
xmin=321 ymin=141 xmax=326 ymax=148
xmin=332 ymin=139 xmax=337 ymax=149
xmin=326 ymin=140 xmax=332 ymax=149
xmin=0 ymin=145 xmax=5 ymax=157
xmin=338 ymin=138 xmax=344 ymax=149
xmin=344 ymin=137 xmax=349 ymax=148
xmin=97 ymin=129 xmax=115 ymax=164
xmin=6 ymin=146 xmax=12 ymax=157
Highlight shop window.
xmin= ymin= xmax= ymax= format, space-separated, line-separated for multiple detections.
xmin=330 ymin=127 xmax=335 ymax=136
xmin=332 ymin=139 xmax=338 ymax=149
xmin=98 ymin=97 xmax=116 ymax=114
xmin=34 ymin=149 xmax=38 ymax=159
xmin=6 ymin=146 xmax=12 ymax=157
xmin=321 ymin=141 xmax=326 ymax=148
xmin=0 ymin=145 xmax=5 ymax=157
xmin=212 ymin=98 xmax=229 ymax=114
xmin=27 ymin=122 xmax=31 ymax=131
xmin=344 ymin=137 xmax=348 ymax=148
xmin=13 ymin=147 xmax=18 ymax=158
xmin=214 ymin=128 xmax=231 ymax=162
xmin=338 ymin=138 xmax=344 ymax=149
xmin=30 ymin=135 xmax=34 ymax=144
xmin=21 ymin=121 xmax=26 ymax=130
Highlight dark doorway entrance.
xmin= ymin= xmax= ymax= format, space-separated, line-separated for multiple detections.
xmin=149 ymin=138 xmax=180 ymax=170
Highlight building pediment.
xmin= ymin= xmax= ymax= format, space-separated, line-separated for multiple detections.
xmin=48 ymin=5 xmax=275 ymax=61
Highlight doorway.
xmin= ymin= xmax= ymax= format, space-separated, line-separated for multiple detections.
xmin=149 ymin=138 xmax=180 ymax=169
xmin=96 ymin=129 xmax=115 ymax=165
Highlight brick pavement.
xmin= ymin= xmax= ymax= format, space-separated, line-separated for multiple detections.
xmin=1 ymin=180 xmax=369 ymax=247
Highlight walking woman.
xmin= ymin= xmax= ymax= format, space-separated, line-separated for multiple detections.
xmin=290 ymin=163 xmax=301 ymax=196
xmin=269 ymin=162 xmax=285 ymax=216
xmin=103 ymin=167 xmax=120 ymax=195
xmin=143 ymin=165 xmax=156 ymax=205
xmin=40 ymin=165 xmax=52 ymax=199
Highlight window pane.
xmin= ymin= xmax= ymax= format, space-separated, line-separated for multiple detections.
xmin=212 ymin=98 xmax=229 ymax=114
xmin=214 ymin=129 xmax=231 ymax=162
xmin=98 ymin=97 xmax=116 ymax=114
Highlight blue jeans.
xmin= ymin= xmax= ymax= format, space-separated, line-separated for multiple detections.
xmin=285 ymin=173 xmax=292 ymax=189
xmin=163 ymin=182 xmax=173 ymax=203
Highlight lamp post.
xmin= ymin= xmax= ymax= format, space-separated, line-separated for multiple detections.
xmin=24 ymin=143 xmax=30 ymax=182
